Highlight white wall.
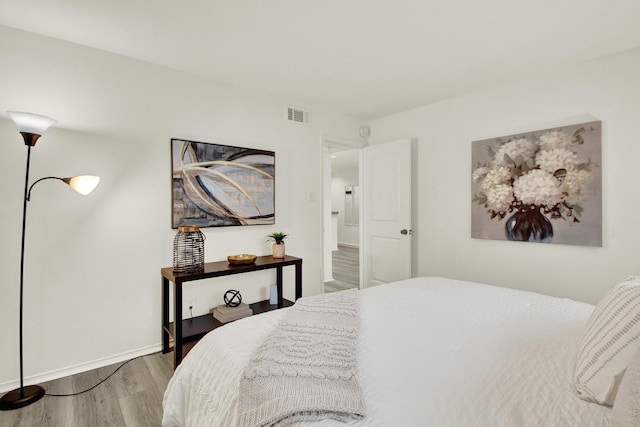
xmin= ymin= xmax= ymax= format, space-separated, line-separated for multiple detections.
xmin=0 ymin=26 xmax=364 ymax=390
xmin=368 ymin=48 xmax=640 ymax=305
xmin=331 ymin=167 xmax=359 ymax=246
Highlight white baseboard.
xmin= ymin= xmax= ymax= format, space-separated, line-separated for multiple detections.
xmin=0 ymin=343 xmax=163 ymax=393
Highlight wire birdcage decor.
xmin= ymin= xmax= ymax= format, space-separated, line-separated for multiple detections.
xmin=173 ymin=226 xmax=206 ymax=273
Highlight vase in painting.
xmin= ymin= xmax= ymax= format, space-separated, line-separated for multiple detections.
xmin=505 ymin=206 xmax=553 ymax=243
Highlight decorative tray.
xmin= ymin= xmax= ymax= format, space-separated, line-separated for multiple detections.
xmin=227 ymin=254 xmax=257 ymax=265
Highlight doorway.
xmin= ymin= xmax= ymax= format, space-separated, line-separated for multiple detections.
xmin=321 ymin=136 xmax=413 ymax=292
xmin=321 ymin=137 xmax=363 ymax=293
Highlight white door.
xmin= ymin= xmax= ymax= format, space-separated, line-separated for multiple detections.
xmin=362 ymin=139 xmax=412 ymax=287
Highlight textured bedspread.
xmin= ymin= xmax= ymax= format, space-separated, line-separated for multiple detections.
xmin=162 ymin=277 xmax=613 ymax=426
xmin=237 ymin=289 xmax=364 ymax=426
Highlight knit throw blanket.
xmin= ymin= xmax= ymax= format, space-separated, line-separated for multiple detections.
xmin=237 ymin=289 xmax=365 ymax=427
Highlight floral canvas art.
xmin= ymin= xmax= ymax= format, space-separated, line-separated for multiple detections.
xmin=471 ymin=121 xmax=601 ymax=246
xmin=171 ymin=138 xmax=275 ymax=228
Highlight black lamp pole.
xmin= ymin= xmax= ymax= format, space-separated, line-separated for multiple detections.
xmin=0 ymin=134 xmax=46 ymax=410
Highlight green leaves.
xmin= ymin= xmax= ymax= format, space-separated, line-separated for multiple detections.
xmin=268 ymin=232 xmax=288 ymax=244
xmin=577 ymin=159 xmax=592 ymax=171
xmin=473 ymin=193 xmax=507 ymax=220
xmin=548 ymin=202 xmax=583 ymax=223
xmin=473 ymin=193 xmax=488 ymax=205
xmin=504 ymin=153 xmax=531 ymax=178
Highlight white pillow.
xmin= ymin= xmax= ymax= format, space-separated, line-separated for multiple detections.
xmin=613 ymin=347 xmax=640 ymax=426
xmin=574 ymin=277 xmax=640 ymax=406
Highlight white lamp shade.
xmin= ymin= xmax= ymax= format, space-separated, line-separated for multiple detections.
xmin=7 ymin=111 xmax=57 ymax=135
xmin=67 ymin=176 xmax=100 ymax=195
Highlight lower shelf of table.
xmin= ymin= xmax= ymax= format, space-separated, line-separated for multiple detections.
xmin=164 ymin=298 xmax=294 ymax=350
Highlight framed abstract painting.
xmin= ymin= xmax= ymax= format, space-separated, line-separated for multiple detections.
xmin=471 ymin=121 xmax=602 ymax=246
xmin=171 ymin=138 xmax=275 ymax=228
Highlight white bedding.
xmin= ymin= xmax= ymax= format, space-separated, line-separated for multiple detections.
xmin=162 ymin=277 xmax=613 ymax=426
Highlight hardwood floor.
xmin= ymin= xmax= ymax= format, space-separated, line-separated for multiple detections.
xmin=1 ymin=350 xmax=176 ymax=427
xmin=324 ymin=244 xmax=359 ymax=293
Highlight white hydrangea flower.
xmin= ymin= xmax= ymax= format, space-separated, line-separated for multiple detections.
xmin=486 ymin=184 xmax=513 ymax=212
xmin=492 ymin=137 xmax=537 ymax=167
xmin=536 ymin=148 xmax=579 ymax=173
xmin=474 ymin=128 xmax=595 ymax=218
xmin=513 ymin=169 xmax=563 ymax=206
xmin=481 ymin=166 xmax=511 ymax=191
xmin=472 ymin=166 xmax=490 ymax=183
xmin=538 ymin=130 xmax=573 ymax=150
xmin=562 ymin=169 xmax=592 ymax=204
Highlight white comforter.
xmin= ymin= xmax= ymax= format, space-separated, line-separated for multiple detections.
xmin=162 ymin=277 xmax=612 ymax=426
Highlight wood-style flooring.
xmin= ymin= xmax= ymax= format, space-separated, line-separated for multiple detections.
xmin=1 ymin=350 xmax=176 ymax=427
xmin=324 ymin=244 xmax=359 ymax=293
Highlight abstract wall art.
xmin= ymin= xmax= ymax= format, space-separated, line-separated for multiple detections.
xmin=471 ymin=121 xmax=602 ymax=246
xmin=171 ymin=139 xmax=275 ymax=228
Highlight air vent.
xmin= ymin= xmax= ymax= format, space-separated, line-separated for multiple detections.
xmin=286 ymin=107 xmax=310 ymax=125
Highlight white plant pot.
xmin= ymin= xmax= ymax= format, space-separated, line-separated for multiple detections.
xmin=272 ymin=243 xmax=285 ymax=258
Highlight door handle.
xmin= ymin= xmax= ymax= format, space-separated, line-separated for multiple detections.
xmin=400 ymin=229 xmax=413 ymax=235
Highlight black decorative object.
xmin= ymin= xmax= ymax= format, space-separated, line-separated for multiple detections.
xmin=505 ymin=206 xmax=554 ymax=243
xmin=173 ymin=226 xmax=205 ymax=273
xmin=224 ymin=289 xmax=242 ymax=307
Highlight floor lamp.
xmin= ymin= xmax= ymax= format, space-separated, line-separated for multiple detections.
xmin=0 ymin=111 xmax=100 ymax=411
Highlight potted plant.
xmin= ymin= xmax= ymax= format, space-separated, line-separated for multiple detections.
xmin=267 ymin=232 xmax=288 ymax=258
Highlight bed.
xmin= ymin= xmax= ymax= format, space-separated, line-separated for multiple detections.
xmin=162 ymin=276 xmax=622 ymax=426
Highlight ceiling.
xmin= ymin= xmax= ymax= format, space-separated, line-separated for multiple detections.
xmin=1 ymin=1 xmax=640 ymax=121
xmin=330 ymin=149 xmax=360 ymax=173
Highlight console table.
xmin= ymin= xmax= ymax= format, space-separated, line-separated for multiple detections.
xmin=161 ymin=255 xmax=302 ymax=367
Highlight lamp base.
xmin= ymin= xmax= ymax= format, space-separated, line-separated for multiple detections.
xmin=0 ymin=385 xmax=45 ymax=410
